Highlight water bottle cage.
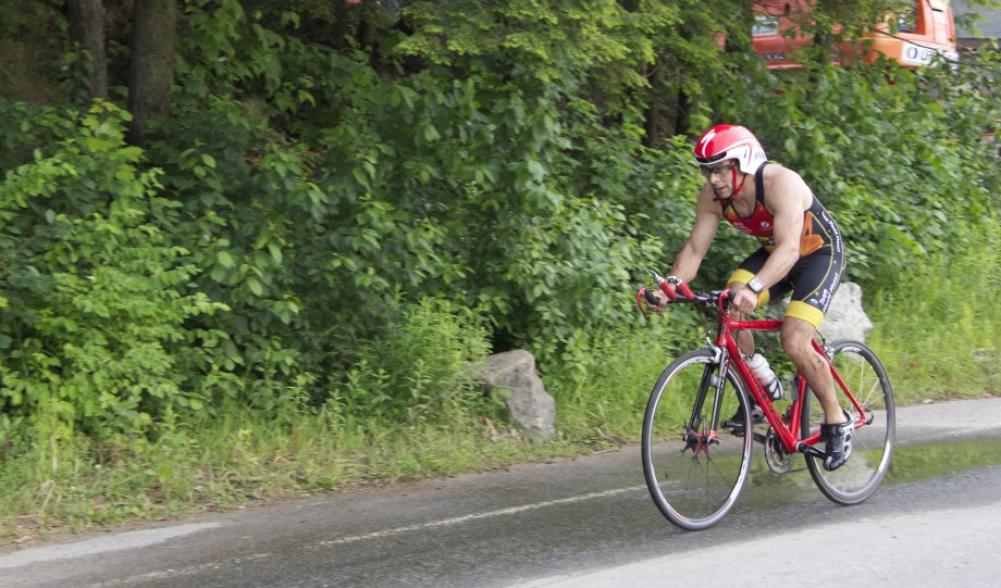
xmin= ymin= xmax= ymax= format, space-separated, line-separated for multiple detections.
xmin=763 ymin=378 xmax=783 ymax=401
xmin=748 ymin=353 xmax=783 ymax=401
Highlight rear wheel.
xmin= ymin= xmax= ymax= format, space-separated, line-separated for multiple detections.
xmin=801 ymin=340 xmax=895 ymax=505
xmin=642 ymin=349 xmax=753 ymax=530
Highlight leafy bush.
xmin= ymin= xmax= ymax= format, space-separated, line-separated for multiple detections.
xmin=0 ymin=101 xmax=226 ymax=440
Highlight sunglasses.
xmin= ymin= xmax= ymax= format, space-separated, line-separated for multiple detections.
xmin=700 ymin=161 xmax=736 ymax=178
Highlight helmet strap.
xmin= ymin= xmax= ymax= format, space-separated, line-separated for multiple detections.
xmin=711 ymin=165 xmax=748 ymax=207
xmin=732 ymin=166 xmax=745 ymax=198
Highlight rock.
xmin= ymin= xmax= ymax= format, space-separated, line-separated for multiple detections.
xmin=480 ymin=350 xmax=555 ymax=441
xmin=818 ymin=282 xmax=874 ymax=343
xmin=765 ymin=281 xmax=873 ymax=343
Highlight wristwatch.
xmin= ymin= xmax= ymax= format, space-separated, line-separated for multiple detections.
xmin=746 ymin=276 xmax=765 ymax=294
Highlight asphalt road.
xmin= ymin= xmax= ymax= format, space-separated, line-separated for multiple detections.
xmin=2 ymin=398 xmax=1000 ymax=588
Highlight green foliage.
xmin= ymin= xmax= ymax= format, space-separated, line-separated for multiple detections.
xmin=398 ymin=0 xmax=647 ymax=88
xmin=546 ymin=312 xmax=702 ymax=443
xmin=0 ymin=101 xmax=226 ymax=440
xmin=0 ymin=0 xmax=995 ymax=434
xmin=868 ymin=222 xmax=1001 ymax=401
xmin=0 ymin=395 xmax=568 ymax=542
xmin=331 ymin=298 xmax=493 ymax=424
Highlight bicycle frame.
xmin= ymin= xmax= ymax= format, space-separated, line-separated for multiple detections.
xmin=641 ymin=282 xmax=895 ymax=529
xmin=707 ymin=293 xmax=869 ymax=456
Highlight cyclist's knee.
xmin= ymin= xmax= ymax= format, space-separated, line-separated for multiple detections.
xmin=780 ymin=319 xmax=815 ymax=359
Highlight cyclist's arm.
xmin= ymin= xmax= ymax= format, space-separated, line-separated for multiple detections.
xmin=669 ymin=186 xmax=721 ymax=283
xmin=753 ymin=168 xmax=809 ymax=289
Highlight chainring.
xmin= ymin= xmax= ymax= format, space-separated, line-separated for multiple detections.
xmin=763 ymin=426 xmax=793 ymax=475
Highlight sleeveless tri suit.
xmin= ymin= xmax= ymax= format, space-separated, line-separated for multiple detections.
xmin=724 ymin=163 xmax=844 ymax=328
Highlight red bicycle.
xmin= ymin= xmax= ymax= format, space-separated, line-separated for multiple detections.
xmin=637 ymin=273 xmax=895 ymax=530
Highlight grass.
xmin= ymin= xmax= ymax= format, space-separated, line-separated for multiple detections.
xmin=865 ymin=227 xmax=1001 ymax=404
xmin=0 ymin=410 xmax=579 ymax=544
xmin=546 ymin=309 xmax=705 ymax=444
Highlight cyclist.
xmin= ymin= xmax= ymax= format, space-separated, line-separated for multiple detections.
xmin=645 ymin=124 xmax=851 ymax=471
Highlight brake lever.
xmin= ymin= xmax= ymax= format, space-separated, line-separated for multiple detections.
xmin=651 ymin=270 xmax=677 ymax=301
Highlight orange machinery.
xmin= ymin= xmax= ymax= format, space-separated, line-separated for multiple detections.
xmin=752 ymin=0 xmax=958 ymax=69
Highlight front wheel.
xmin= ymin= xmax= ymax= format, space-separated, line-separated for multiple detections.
xmin=641 ymin=349 xmax=753 ymax=530
xmin=801 ymin=340 xmax=895 ymax=505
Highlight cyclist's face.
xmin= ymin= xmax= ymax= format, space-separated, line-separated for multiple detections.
xmin=702 ymin=161 xmax=737 ymax=197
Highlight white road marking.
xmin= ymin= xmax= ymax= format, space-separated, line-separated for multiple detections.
xmin=8 ymin=485 xmax=647 ymax=585
xmin=319 ymin=485 xmax=648 ymax=546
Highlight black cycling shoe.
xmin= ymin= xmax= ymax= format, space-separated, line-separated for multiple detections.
xmin=723 ymin=403 xmax=764 ymax=435
xmin=821 ymin=412 xmax=855 ymax=471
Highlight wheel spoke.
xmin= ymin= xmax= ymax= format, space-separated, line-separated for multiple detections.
xmin=642 ymin=350 xmax=753 ymax=530
xmin=802 ymin=341 xmax=895 ymax=505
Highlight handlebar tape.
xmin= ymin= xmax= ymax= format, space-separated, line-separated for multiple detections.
xmin=658 ymin=279 xmax=694 ymax=301
xmin=658 ymin=281 xmax=678 ymax=301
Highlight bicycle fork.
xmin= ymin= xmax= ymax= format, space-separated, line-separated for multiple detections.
xmin=681 ymin=345 xmax=730 ymax=460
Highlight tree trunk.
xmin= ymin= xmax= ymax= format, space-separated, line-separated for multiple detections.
xmin=643 ymin=100 xmax=660 ymax=148
xmin=643 ymin=64 xmax=661 ymax=148
xmin=67 ymin=0 xmax=109 ymax=100
xmin=672 ymin=88 xmax=689 ymax=137
xmin=332 ymin=0 xmax=356 ymax=50
xmin=127 ymin=0 xmax=177 ymax=146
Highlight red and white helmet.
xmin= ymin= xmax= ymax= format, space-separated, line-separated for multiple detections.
xmin=693 ymin=124 xmax=767 ymax=175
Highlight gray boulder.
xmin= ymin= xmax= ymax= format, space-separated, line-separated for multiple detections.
xmin=765 ymin=281 xmax=873 ymax=343
xmin=480 ymin=350 xmax=555 ymax=440
xmin=819 ymin=282 xmax=874 ymax=343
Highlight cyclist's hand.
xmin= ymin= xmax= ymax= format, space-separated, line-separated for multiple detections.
xmin=730 ymin=284 xmax=758 ymax=314
xmin=645 ymin=288 xmax=669 ymax=312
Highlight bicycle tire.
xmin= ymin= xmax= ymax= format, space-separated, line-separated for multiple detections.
xmin=801 ymin=339 xmax=895 ymax=505
xmin=641 ymin=348 xmax=753 ymax=530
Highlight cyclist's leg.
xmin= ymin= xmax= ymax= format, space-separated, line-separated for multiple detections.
xmin=785 ymin=315 xmax=853 ymax=470
xmin=779 ymin=248 xmax=850 ymax=470
xmin=782 ymin=317 xmax=838 ymax=419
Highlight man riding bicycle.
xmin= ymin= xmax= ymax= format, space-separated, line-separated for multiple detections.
xmin=645 ymin=124 xmax=851 ymax=471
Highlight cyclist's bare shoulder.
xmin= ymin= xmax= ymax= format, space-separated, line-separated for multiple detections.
xmin=762 ymin=163 xmax=813 ymax=211
xmin=762 ymin=162 xmax=805 ymax=186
